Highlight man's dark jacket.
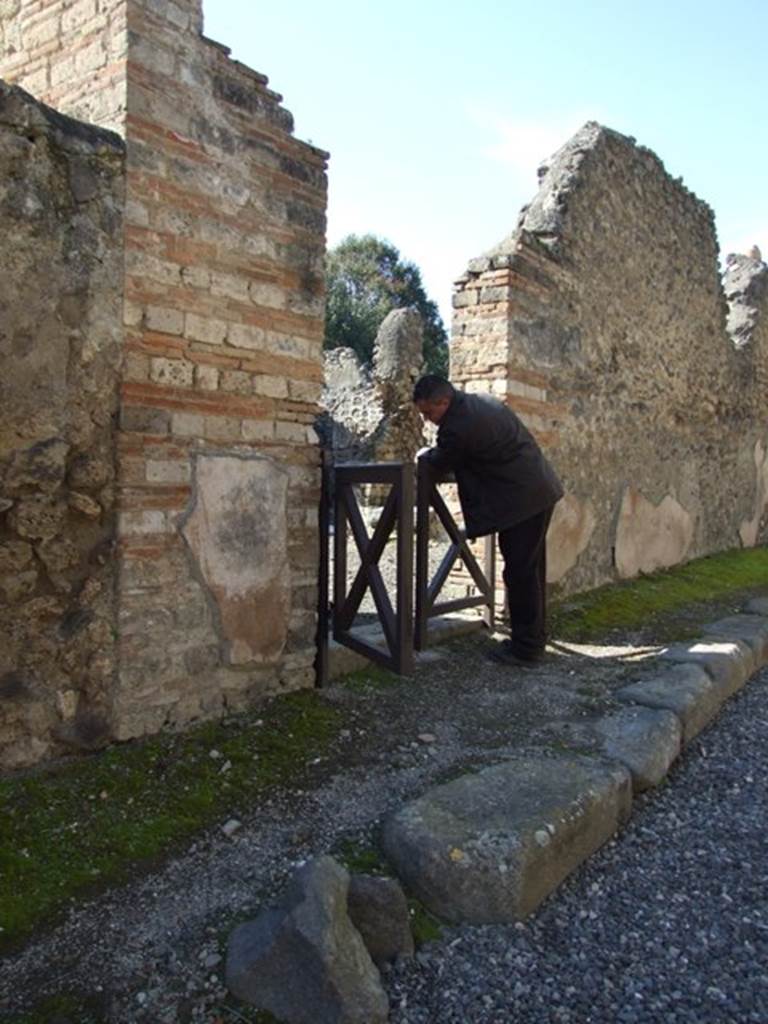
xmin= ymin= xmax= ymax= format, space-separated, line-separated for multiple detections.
xmin=420 ymin=391 xmax=564 ymax=539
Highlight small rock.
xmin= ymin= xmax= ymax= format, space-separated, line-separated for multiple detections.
xmin=226 ymin=856 xmax=388 ymax=1023
xmin=69 ymin=491 xmax=102 ymax=518
xmin=347 ymin=874 xmax=415 ymax=967
xmin=417 ymin=733 xmax=437 ymax=744
xmin=222 ymin=819 xmax=242 ymax=838
xmin=209 ymin=749 xmax=222 ymax=760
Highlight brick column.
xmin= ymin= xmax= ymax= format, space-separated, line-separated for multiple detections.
xmin=2 ymin=0 xmax=328 ymax=741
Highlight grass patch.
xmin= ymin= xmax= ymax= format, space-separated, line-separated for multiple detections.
xmin=551 ymin=546 xmax=768 ymax=642
xmin=0 ymin=691 xmax=342 ymax=952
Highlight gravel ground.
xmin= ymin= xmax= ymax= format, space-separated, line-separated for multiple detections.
xmin=1 ymin=611 xmax=766 ymax=1023
xmin=386 ymin=665 xmax=768 ymax=1024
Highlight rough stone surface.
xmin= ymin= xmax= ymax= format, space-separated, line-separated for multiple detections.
xmin=381 ymin=754 xmax=632 ymax=924
xmin=745 ymin=596 xmax=768 ymax=616
xmin=700 ymin=613 xmax=768 ymax=667
xmin=0 ymin=82 xmax=124 ymax=770
xmin=452 ymin=121 xmax=768 ymax=602
xmin=347 ymin=873 xmax=414 ymax=967
xmin=615 ymin=662 xmax=723 ymax=744
xmin=659 ymin=638 xmax=754 ymax=697
xmin=226 ymin=856 xmax=389 ymax=1024
xmin=593 ymin=706 xmax=681 ymax=792
xmin=319 ymin=308 xmax=427 ymax=470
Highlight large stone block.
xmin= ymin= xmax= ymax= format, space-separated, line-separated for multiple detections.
xmin=615 ymin=663 xmax=723 ymax=744
xmin=181 ymin=453 xmax=291 ymax=665
xmin=593 ymin=706 xmax=681 ymax=792
xmin=381 ymin=754 xmax=632 ymax=924
xmin=659 ymin=639 xmax=754 ymax=697
xmin=700 ymin=613 xmax=768 ymax=668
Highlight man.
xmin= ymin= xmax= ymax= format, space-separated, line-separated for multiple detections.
xmin=413 ymin=375 xmax=563 ymax=665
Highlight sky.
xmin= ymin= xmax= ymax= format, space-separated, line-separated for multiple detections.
xmin=204 ymin=0 xmax=768 ymax=327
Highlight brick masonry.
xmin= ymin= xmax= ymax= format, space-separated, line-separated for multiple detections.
xmin=451 ymin=123 xmax=768 ymax=603
xmin=1 ymin=0 xmax=328 ymax=768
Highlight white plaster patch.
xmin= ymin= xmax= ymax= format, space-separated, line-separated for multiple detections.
xmin=546 ymin=492 xmax=596 ymax=583
xmin=614 ymin=487 xmax=694 ymax=578
xmin=182 ymin=455 xmax=291 ymax=665
xmin=739 ymin=439 xmax=768 ymax=548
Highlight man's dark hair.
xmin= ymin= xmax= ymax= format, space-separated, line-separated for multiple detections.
xmin=413 ymin=375 xmax=455 ymax=402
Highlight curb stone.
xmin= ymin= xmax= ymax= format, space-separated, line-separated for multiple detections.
xmin=659 ymin=637 xmax=753 ymax=696
xmin=592 ymin=706 xmax=681 ymax=792
xmin=380 ymin=605 xmax=768 ymax=928
xmin=745 ymin=596 xmax=768 ymax=616
xmin=381 ymin=754 xmax=633 ymax=924
xmin=700 ymin=613 xmax=768 ymax=664
xmin=614 ymin=662 xmax=721 ymax=744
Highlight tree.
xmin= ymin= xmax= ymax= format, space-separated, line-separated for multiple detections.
xmin=324 ymin=234 xmax=449 ymax=375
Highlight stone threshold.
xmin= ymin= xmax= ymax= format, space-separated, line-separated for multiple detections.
xmin=326 ymin=611 xmax=487 ymax=680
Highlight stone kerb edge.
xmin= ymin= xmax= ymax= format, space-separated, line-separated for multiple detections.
xmin=381 ymin=605 xmax=768 ymax=929
xmin=618 ymin=610 xmax=768 ymax=744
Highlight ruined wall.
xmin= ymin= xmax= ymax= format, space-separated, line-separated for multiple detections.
xmin=453 ymin=123 xmax=768 ymax=596
xmin=0 ymin=83 xmax=125 ymax=768
xmin=319 ymin=308 xmax=427 ymax=469
xmin=0 ymin=0 xmax=128 ymax=133
xmin=1 ymin=0 xmax=328 ymax=765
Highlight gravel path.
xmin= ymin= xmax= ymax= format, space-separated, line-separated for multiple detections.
xmin=386 ymin=665 xmax=768 ymax=1024
xmin=1 ymin=619 xmax=766 ymax=1022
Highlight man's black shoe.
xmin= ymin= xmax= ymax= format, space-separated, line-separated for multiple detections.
xmin=486 ymin=641 xmax=545 ymax=667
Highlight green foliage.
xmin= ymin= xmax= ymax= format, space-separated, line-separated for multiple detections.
xmin=551 ymin=546 xmax=768 ymax=642
xmin=0 ymin=691 xmax=342 ymax=951
xmin=324 ymin=234 xmax=448 ymax=375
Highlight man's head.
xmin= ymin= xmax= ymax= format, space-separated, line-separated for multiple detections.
xmin=413 ymin=375 xmax=455 ymax=425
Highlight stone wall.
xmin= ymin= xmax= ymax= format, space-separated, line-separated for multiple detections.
xmin=0 ymin=0 xmax=128 ymax=133
xmin=319 ymin=308 xmax=427 ymax=467
xmin=1 ymin=0 xmax=328 ymax=768
xmin=0 ymin=82 xmax=125 ymax=768
xmin=452 ymin=123 xmax=768 ymax=598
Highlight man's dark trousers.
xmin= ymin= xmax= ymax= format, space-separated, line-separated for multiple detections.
xmin=497 ymin=506 xmax=554 ymax=659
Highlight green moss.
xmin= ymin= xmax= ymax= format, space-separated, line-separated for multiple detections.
xmin=551 ymin=546 xmax=768 ymax=642
xmin=407 ymin=898 xmax=443 ymax=946
xmin=2 ymin=991 xmax=107 ymax=1024
xmin=340 ymin=664 xmax=400 ymax=693
xmin=209 ymin=999 xmax=283 ymax=1024
xmin=333 ymin=838 xmax=391 ymax=876
xmin=0 ymin=691 xmax=342 ymax=952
